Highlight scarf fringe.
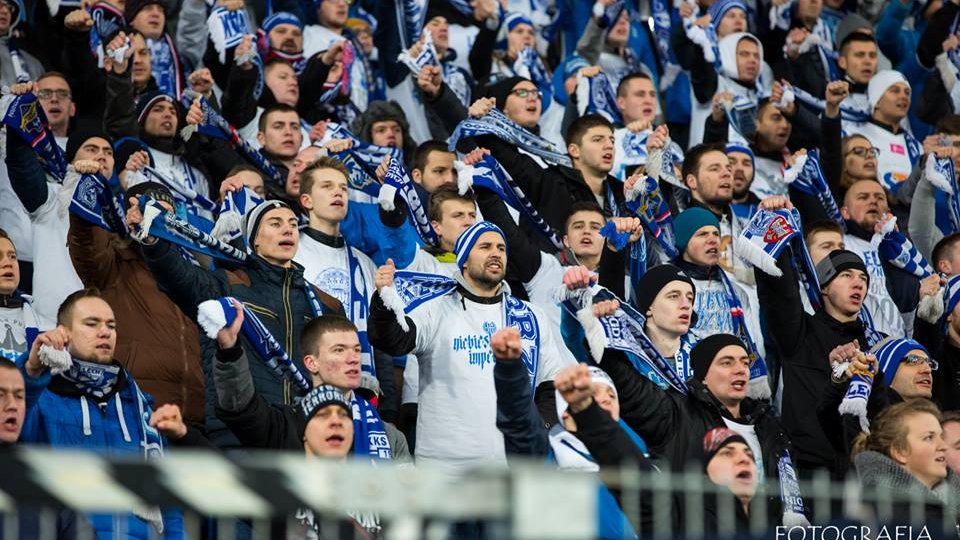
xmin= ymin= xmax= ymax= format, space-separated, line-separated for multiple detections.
xmin=379 ymin=286 xmax=410 ymax=332
xmin=783 ymin=511 xmax=810 ymax=528
xmin=733 ymin=233 xmax=783 ymax=277
xmin=917 ymin=287 xmax=946 ymax=324
xmin=197 ymin=299 xmax=229 ymax=339
xmin=38 ymin=345 xmax=73 ymax=375
xmin=453 ymin=161 xmax=474 ymax=195
xmin=747 ymin=375 xmax=771 ymax=400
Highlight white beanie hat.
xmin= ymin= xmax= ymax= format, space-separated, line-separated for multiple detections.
xmin=867 ymin=70 xmax=910 ymax=109
xmin=554 ymin=366 xmax=619 ymax=421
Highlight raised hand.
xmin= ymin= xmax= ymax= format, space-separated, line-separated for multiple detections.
xmin=149 ymin=404 xmax=188 ymax=440
xmin=216 ymin=299 xmax=245 ymax=349
xmin=491 ymin=327 xmax=522 ymax=361
xmin=375 ymin=258 xmax=397 ymax=291
xmin=555 ymin=364 xmax=594 ymax=413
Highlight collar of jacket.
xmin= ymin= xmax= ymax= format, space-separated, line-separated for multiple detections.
xmin=814 ymin=308 xmax=868 ymax=338
xmin=688 ymin=199 xmax=731 ymax=222
xmin=844 ymin=218 xmax=873 ymax=242
xmin=688 ymin=378 xmax=769 ymax=423
xmin=246 ymin=254 xmax=308 ymax=289
xmin=842 ymin=76 xmax=868 ymax=95
xmin=867 ymin=116 xmax=902 ymax=135
xmin=0 ymin=293 xmax=24 ymax=309
xmin=675 ymin=258 xmax=720 ymax=281
xmin=49 ymin=360 xmax=129 ymax=403
xmin=143 ymin=134 xmax=183 ymax=156
xmin=303 ymin=227 xmax=345 ymax=248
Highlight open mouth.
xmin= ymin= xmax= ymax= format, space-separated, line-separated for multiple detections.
xmin=278 ymin=239 xmax=296 ymax=249
xmin=160 ymin=121 xmax=174 ymax=131
xmin=706 ymin=247 xmax=719 ymax=256
xmin=326 ymin=434 xmax=346 ymax=446
xmin=0 ymin=271 xmax=14 ymax=279
xmin=525 ymin=105 xmax=538 ymax=113
xmin=330 ymin=200 xmax=345 ymax=208
xmin=47 ymin=106 xmax=62 ymax=115
xmin=580 ymin=237 xmax=594 ymax=247
xmin=641 ymin=107 xmax=654 ymax=116
xmin=96 ymin=344 xmax=112 ymax=353
xmin=916 ymin=376 xmax=932 ymax=387
xmin=486 ymin=260 xmax=503 ymax=272
xmin=849 ymin=292 xmax=863 ymax=304
xmin=602 ymin=152 xmax=613 ymax=162
xmin=731 ymin=380 xmax=747 ymax=391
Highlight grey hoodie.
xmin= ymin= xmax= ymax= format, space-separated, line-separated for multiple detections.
xmin=854 ymin=450 xmax=960 ymax=528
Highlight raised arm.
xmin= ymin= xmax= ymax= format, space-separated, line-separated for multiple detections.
xmin=367 ymin=259 xmax=419 ymax=356
xmin=492 ymin=329 xmax=551 ymax=456
xmin=5 ymin=123 xmax=51 ymax=213
xmin=67 ymin=213 xmax=122 ymax=290
xmin=599 ymin=348 xmax=680 ymax=447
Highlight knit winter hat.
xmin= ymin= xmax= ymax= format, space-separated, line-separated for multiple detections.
xmin=299 ymin=384 xmax=352 ymax=425
xmin=871 ymin=337 xmax=932 ymax=386
xmin=555 ymin=366 xmax=618 ymax=420
xmin=702 ymin=427 xmax=751 ymax=469
xmin=504 ymin=12 xmax=534 ymax=33
xmin=691 ymin=334 xmax=747 ymax=381
xmin=484 ymin=76 xmax=532 ymax=111
xmin=834 ymin=14 xmax=873 ymax=50
xmin=135 ymin=91 xmax=179 ymax=126
xmin=707 ymin=0 xmax=747 ymax=29
xmin=126 ymin=181 xmax=176 ymax=208
xmin=454 ymin=221 xmax=507 ymax=269
xmin=124 ymin=0 xmax=167 ymax=25
xmin=673 ymin=207 xmax=720 ymax=255
xmin=635 ymin=264 xmax=696 ymax=316
xmin=725 ymin=143 xmax=755 ymax=171
xmin=815 ymin=249 xmax=869 ymax=289
xmin=244 ymin=200 xmax=292 ymax=253
xmin=867 ymin=70 xmax=910 ymax=109
xmin=65 ymin=128 xmax=113 ymax=164
xmin=261 ymin=11 xmax=303 ymax=33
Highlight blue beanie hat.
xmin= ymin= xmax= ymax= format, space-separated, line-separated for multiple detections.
xmin=725 ymin=143 xmax=755 ymax=170
xmin=454 ymin=221 xmax=507 ymax=269
xmin=261 ymin=11 xmax=303 ymax=33
xmin=505 ymin=12 xmax=534 ymax=32
xmin=708 ymin=0 xmax=747 ymax=27
xmin=673 ymin=207 xmax=720 ymax=254
xmin=872 ymin=337 xmax=931 ymax=385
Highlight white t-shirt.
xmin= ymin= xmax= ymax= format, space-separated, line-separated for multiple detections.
xmin=407 ymin=290 xmax=574 ymax=476
xmin=0 ymin=161 xmax=33 ymax=261
xmin=294 ymin=231 xmax=378 ymax=372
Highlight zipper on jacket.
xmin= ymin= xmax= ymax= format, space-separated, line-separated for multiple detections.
xmin=282 ymin=269 xmax=294 ymax=405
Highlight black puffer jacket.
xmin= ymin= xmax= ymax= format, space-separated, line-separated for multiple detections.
xmin=141 ymin=240 xmax=342 ymax=448
xmin=600 ymin=349 xmax=791 ymax=521
xmin=755 ymin=251 xmax=872 ymax=477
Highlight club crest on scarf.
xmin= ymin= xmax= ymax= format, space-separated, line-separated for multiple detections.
xmin=2 ymin=92 xmax=68 ymax=180
xmin=762 ymin=215 xmax=794 ymax=243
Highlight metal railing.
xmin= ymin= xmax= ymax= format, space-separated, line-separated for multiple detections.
xmin=0 ymin=448 xmax=957 ymax=540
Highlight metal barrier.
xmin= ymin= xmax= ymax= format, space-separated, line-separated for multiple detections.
xmin=0 ymin=448 xmax=957 ymax=540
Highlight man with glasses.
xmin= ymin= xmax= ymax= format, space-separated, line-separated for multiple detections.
xmin=36 ymin=73 xmax=75 ymax=144
xmin=846 ymin=70 xmax=921 ymax=196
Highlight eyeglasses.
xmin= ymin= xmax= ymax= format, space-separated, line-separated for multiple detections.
xmin=845 ymin=146 xmax=880 ymax=158
xmin=902 ymin=354 xmax=938 ymax=371
xmin=37 ymin=89 xmax=72 ymax=101
xmin=509 ymin=88 xmax=542 ymax=101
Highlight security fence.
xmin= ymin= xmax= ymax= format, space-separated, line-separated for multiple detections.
xmin=0 ymin=448 xmax=957 ymax=540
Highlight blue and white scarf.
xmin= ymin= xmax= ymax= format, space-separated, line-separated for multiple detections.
xmin=58 ymin=358 xmax=165 ymax=459
xmin=141 ymin=164 xmax=218 ymax=215
xmin=651 ymin=0 xmax=682 ymax=90
xmin=837 ymin=362 xmax=874 ymax=433
xmin=197 ymin=297 xmax=312 ymax=393
xmin=717 ymin=269 xmax=770 ymax=400
xmin=207 ymin=5 xmax=253 ymax=63
xmin=872 ymin=217 xmax=934 ymax=278
xmin=736 ymin=208 xmax=821 ymax=305
xmin=325 ymin=123 xmax=404 ymax=197
xmin=377 ymin=155 xmax=438 ymax=246
xmin=725 ymin=95 xmax=759 ymax=140
xmin=133 ymin=198 xmax=248 ymax=262
xmin=449 ymin=108 xmax=572 ymax=167
xmin=6 ymin=37 xmax=30 ymax=84
xmin=343 ymin=242 xmax=376 ymax=377
xmin=776 ymin=81 xmax=871 ymax=124
xmin=575 ymin=72 xmax=623 ymax=125
xmin=147 ymin=34 xmax=183 ymax=99
xmin=513 ymin=47 xmax=552 ymax=106
xmin=783 ymin=150 xmax=845 ymax=229
xmin=397 ymin=28 xmax=440 ymax=78
xmin=682 ymin=1 xmax=720 ymax=69
xmin=211 ymin=186 xmax=263 ymax=243
xmin=379 ymin=271 xmax=542 ymax=393
xmin=622 ymin=174 xmax=679 ymax=260
xmin=457 ymin=155 xmax=568 ymax=255
xmin=1 ymin=91 xmax=68 ymax=180
xmin=69 ymin=171 xmax=128 ymax=235
xmin=396 ymin=0 xmax=428 ymax=49
xmin=924 ymin=152 xmax=960 ymax=234
xmin=180 ymin=95 xmax=286 ymax=187
xmin=352 ymin=395 xmax=392 ymax=460
xmin=557 ymin=283 xmax=690 ymax=393
xmin=942 ymin=275 xmax=960 ymax=332
xmin=89 ymin=3 xmax=124 ymax=67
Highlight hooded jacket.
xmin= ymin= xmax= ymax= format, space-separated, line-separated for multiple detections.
xmin=21 ymin=361 xmax=184 ymax=540
xmin=141 ymin=239 xmax=342 ymax=448
xmin=689 ymin=32 xmax=774 ymax=147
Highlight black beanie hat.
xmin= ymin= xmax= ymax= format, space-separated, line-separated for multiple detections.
xmin=815 ymin=249 xmax=869 ymax=289
xmin=484 ymin=76 xmax=530 ymax=111
xmin=125 ymin=0 xmax=167 ymax=25
xmin=298 ymin=384 xmax=352 ymax=438
xmin=691 ymin=334 xmax=747 ymax=382
xmin=126 ymin=181 xmax=175 ymax=208
xmin=65 ymin=128 xmax=112 ymax=164
xmin=635 ymin=264 xmax=696 ymax=316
